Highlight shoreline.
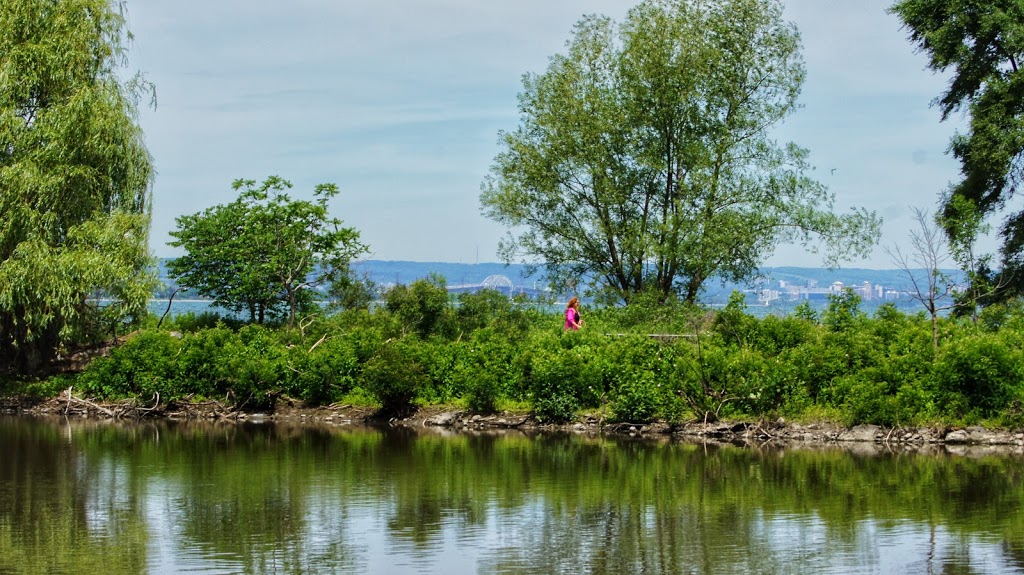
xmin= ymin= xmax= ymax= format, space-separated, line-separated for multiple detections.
xmin=5 ymin=394 xmax=1024 ymax=453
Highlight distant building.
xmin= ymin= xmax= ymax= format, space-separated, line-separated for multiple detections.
xmin=855 ymin=281 xmax=873 ymax=301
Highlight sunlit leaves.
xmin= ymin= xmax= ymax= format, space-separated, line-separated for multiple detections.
xmin=168 ymin=176 xmax=367 ymax=327
xmin=890 ymin=0 xmax=1024 ymax=296
xmin=482 ymin=0 xmax=879 ymax=305
xmin=0 ymin=0 xmax=154 ymax=372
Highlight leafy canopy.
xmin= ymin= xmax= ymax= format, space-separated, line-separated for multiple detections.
xmin=889 ymin=0 xmax=1024 ymax=294
xmin=481 ymin=0 xmax=879 ymax=305
xmin=0 ymin=0 xmax=154 ymax=373
xmin=168 ymin=176 xmax=367 ymax=327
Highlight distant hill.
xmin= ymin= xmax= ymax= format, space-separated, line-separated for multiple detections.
xmin=349 ymin=260 xmax=545 ymax=288
xmin=155 ymin=258 xmax=962 ymax=301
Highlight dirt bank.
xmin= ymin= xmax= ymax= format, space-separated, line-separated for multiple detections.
xmin=5 ymin=390 xmax=1024 ymax=451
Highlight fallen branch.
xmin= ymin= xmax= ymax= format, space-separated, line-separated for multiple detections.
xmin=62 ymin=387 xmax=116 ymax=418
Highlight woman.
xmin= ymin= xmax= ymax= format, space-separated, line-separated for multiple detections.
xmin=564 ymin=296 xmax=582 ymax=331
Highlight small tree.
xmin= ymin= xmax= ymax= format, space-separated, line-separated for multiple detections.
xmin=168 ymin=176 xmax=366 ymax=327
xmin=940 ymin=194 xmax=1004 ymax=322
xmin=383 ymin=274 xmax=453 ymax=338
xmin=886 ymin=207 xmax=955 ymax=350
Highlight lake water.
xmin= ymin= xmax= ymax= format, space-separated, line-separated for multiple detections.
xmin=1 ymin=416 xmax=1022 ymax=574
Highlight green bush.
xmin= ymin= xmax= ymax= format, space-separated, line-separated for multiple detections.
xmin=456 ymin=333 xmax=524 ymax=413
xmin=604 ymin=336 xmax=666 ymax=423
xmin=456 ymin=289 xmax=512 ymax=332
xmin=174 ymin=326 xmax=247 ymax=398
xmin=711 ymin=291 xmax=759 ymax=348
xmin=76 ymin=331 xmax=181 ymax=398
xmin=283 ymin=335 xmax=360 ymax=405
xmin=836 ymin=375 xmax=902 ymax=426
xmin=384 ymin=275 xmax=455 ymax=338
xmin=420 ymin=340 xmax=466 ymax=403
xmin=167 ymin=310 xmax=244 ymax=332
xmin=931 ymin=334 xmax=1024 ymax=419
xmin=527 ymin=332 xmax=603 ymax=422
xmin=361 ymin=340 xmax=428 ymax=411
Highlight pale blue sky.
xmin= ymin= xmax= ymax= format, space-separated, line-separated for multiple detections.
xmin=126 ymin=0 xmax=969 ymax=268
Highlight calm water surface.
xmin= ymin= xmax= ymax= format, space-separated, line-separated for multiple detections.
xmin=1 ymin=416 xmax=1023 ymax=574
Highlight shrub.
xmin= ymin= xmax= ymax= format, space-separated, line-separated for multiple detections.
xmin=167 ymin=310 xmax=243 ymax=332
xmin=751 ymin=314 xmax=813 ymax=356
xmin=283 ymin=335 xmax=360 ymax=405
xmin=527 ymin=333 xmax=602 ymax=422
xmin=174 ymin=326 xmax=246 ymax=398
xmin=457 ymin=333 xmax=523 ymax=413
xmin=604 ymin=336 xmax=666 ymax=423
xmin=931 ymin=334 xmax=1024 ymax=419
xmin=456 ymin=289 xmax=512 ymax=332
xmin=711 ymin=291 xmax=759 ymax=348
xmin=76 ymin=330 xmax=181 ymax=398
xmin=836 ymin=375 xmax=902 ymax=426
xmin=361 ymin=340 xmax=428 ymax=411
xmin=384 ymin=275 xmax=455 ymax=338
xmin=419 ymin=340 xmax=466 ymax=403
xmin=823 ymin=289 xmax=865 ymax=333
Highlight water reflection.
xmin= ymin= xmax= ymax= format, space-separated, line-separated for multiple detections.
xmin=0 ymin=416 xmax=1023 ymax=574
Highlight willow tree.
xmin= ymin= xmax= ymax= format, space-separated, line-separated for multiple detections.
xmin=0 ymin=0 xmax=154 ymax=373
xmin=481 ymin=0 xmax=879 ymax=304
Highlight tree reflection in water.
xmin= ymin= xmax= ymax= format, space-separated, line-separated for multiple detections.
xmin=1 ymin=417 xmax=1023 ymax=574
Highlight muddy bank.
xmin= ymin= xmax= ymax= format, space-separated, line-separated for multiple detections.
xmin=5 ymin=390 xmax=1024 ymax=451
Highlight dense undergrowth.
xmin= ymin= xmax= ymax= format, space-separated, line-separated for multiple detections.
xmin=10 ymin=280 xmax=1024 ymax=429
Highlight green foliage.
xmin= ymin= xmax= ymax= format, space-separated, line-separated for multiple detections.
xmin=326 ymin=271 xmax=377 ymax=312
xmin=283 ymin=336 xmax=360 ymax=405
xmin=673 ymin=342 xmax=738 ymax=422
xmin=823 ymin=289 xmax=865 ymax=332
xmin=164 ymin=311 xmax=244 ymax=332
xmin=454 ymin=331 xmax=525 ymax=413
xmin=526 ymin=332 xmax=603 ymax=422
xmin=418 ymin=340 xmax=465 ymax=404
xmin=36 ymin=285 xmax=1024 ymax=428
xmin=596 ymin=290 xmax=703 ymax=335
xmin=604 ymin=336 xmax=669 ymax=423
xmin=384 ymin=275 xmax=455 ymax=338
xmin=889 ymin=1 xmax=1024 ymax=299
xmin=792 ymin=301 xmax=818 ymax=323
xmin=361 ymin=340 xmax=428 ymax=411
xmin=931 ymin=333 xmax=1024 ymax=419
xmin=711 ymin=292 xmax=758 ymax=348
xmin=168 ymin=176 xmax=366 ymax=327
xmin=77 ymin=331 xmax=181 ymax=398
xmin=0 ymin=0 xmax=155 ymax=373
xmin=480 ymin=0 xmax=879 ymax=304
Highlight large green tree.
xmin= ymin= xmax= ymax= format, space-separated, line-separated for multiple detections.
xmin=889 ymin=0 xmax=1024 ymax=296
xmin=0 ymin=0 xmax=154 ymax=373
xmin=168 ymin=176 xmax=366 ymax=327
xmin=481 ymin=0 xmax=879 ymax=304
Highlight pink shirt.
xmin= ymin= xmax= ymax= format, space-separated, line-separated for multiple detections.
xmin=565 ymin=307 xmax=580 ymax=330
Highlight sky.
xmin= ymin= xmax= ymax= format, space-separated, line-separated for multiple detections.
xmin=125 ymin=0 xmax=971 ymax=268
